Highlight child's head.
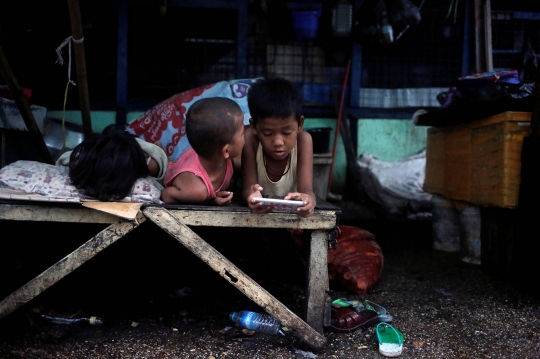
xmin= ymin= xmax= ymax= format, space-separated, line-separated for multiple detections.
xmin=68 ymin=124 xmax=149 ymax=201
xmin=186 ymin=97 xmax=245 ymax=159
xmin=247 ymin=77 xmax=305 ymax=159
xmin=247 ymin=76 xmax=303 ymax=126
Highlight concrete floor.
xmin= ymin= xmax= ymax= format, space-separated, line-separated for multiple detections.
xmin=0 ymin=201 xmax=539 ymax=358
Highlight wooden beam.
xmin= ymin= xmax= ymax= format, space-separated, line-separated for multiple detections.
xmin=165 ymin=208 xmax=337 ymax=229
xmin=304 ymin=230 xmax=330 ymax=333
xmin=0 ymin=203 xmax=122 ymax=223
xmin=67 ymin=0 xmax=93 ymax=137
xmin=143 ymin=207 xmax=327 ymax=350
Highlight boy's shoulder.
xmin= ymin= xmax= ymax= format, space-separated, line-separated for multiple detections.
xmin=297 ymin=131 xmax=313 ymax=150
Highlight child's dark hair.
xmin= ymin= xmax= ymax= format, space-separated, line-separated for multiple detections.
xmin=186 ymin=97 xmax=243 ymax=158
xmin=247 ymin=76 xmax=303 ymax=125
xmin=68 ymin=124 xmax=149 ymax=201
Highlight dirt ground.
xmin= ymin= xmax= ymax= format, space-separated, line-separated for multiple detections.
xmin=1 ymin=203 xmax=540 ymax=359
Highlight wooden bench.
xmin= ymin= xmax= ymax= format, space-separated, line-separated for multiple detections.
xmin=0 ymin=199 xmax=340 ymax=350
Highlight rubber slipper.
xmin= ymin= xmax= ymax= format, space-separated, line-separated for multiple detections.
xmin=327 ymin=306 xmax=379 ymax=333
xmin=331 ymin=298 xmax=393 ymax=323
xmin=376 ymin=322 xmax=404 ymax=357
xmin=363 ymin=300 xmax=393 ymax=322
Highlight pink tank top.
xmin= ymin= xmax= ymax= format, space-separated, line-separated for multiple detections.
xmin=164 ymin=147 xmax=233 ymax=200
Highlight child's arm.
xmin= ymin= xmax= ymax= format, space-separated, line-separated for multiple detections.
xmin=241 ymin=131 xmax=272 ymax=213
xmin=137 ymin=139 xmax=168 ymax=181
xmin=284 ymin=130 xmax=317 ymax=217
xmin=160 ymin=172 xmax=210 ymax=204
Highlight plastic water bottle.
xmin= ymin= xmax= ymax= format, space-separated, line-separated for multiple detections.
xmin=40 ymin=314 xmax=103 ymax=326
xmin=229 ymin=310 xmax=282 ymax=335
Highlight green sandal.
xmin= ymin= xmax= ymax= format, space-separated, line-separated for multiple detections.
xmin=332 ymin=298 xmax=393 ymax=322
xmin=376 ymin=322 xmax=404 ymax=357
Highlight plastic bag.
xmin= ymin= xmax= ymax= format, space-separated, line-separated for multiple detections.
xmin=356 ymin=150 xmax=432 ymax=220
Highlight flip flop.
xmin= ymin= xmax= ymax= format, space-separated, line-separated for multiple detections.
xmin=331 ymin=298 xmax=393 ymax=323
xmin=376 ymin=322 xmax=404 ymax=357
xmin=327 ymin=306 xmax=379 ymax=333
xmin=363 ymin=300 xmax=393 ymax=323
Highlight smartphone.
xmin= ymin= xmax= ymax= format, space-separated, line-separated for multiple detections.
xmin=253 ymin=197 xmax=304 ymax=212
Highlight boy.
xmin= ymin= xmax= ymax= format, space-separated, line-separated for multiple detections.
xmin=241 ymin=77 xmax=316 ymax=217
xmin=161 ymin=97 xmax=245 ymax=205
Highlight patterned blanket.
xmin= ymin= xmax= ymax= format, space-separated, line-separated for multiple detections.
xmin=127 ymin=78 xmax=261 ymax=162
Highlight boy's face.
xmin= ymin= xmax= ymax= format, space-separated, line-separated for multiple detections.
xmin=228 ymin=116 xmax=245 ymax=159
xmin=252 ymin=115 xmax=303 ymax=161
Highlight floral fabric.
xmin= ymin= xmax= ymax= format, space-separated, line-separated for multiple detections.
xmin=0 ymin=160 xmax=163 ymax=203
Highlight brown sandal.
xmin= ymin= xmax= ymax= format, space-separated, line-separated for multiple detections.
xmin=328 ymin=306 xmax=379 ymax=333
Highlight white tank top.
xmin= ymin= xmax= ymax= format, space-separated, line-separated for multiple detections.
xmin=256 ymin=142 xmax=297 ymax=198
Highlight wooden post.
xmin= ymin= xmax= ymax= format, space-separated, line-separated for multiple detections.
xmin=483 ymin=0 xmax=493 ymax=72
xmin=67 ymin=0 xmax=93 ymax=138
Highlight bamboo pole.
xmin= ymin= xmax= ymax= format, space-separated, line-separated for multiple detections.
xmin=483 ymin=0 xmax=493 ymax=71
xmin=474 ymin=0 xmax=483 ymax=72
xmin=0 ymin=44 xmax=54 ymax=164
xmin=67 ymin=0 xmax=93 ymax=138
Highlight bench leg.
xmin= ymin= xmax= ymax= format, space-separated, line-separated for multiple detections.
xmin=0 ymin=216 xmax=144 ymax=321
xmin=305 ymin=230 xmax=330 ymax=334
xmin=143 ymin=207 xmax=327 ymax=350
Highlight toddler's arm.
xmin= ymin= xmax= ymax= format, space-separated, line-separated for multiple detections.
xmin=160 ymin=172 xmax=209 ymax=204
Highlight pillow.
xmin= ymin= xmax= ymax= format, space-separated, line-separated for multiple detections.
xmin=126 ymin=78 xmax=261 ymax=162
xmin=0 ymin=160 xmax=163 ymax=204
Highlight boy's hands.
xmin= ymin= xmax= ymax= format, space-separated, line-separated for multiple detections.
xmin=211 ymin=190 xmax=234 ymax=206
xmin=247 ymin=184 xmax=273 ymax=214
xmin=246 ymin=185 xmax=315 ymax=217
xmin=284 ymin=192 xmax=315 ymax=217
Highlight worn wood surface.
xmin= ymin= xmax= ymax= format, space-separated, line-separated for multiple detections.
xmin=82 ymin=201 xmax=142 ymax=220
xmin=143 ymin=207 xmax=327 ymax=350
xmin=0 ymin=202 xmax=121 ymax=223
xmin=0 ymin=201 xmax=339 ymax=229
xmin=165 ymin=208 xmax=337 ymax=229
xmin=304 ymin=230 xmax=330 ymax=333
xmin=425 ymin=111 xmax=532 ymax=207
xmin=0 ymin=213 xmax=145 ymax=321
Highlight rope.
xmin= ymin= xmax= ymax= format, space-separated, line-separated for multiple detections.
xmin=55 ymin=36 xmax=80 ymax=155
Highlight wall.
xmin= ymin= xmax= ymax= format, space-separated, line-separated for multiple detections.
xmin=46 ymin=111 xmax=428 ymax=195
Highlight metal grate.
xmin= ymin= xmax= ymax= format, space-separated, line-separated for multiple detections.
xmin=491 ymin=11 xmax=540 ymax=83
xmin=359 ymin=3 xmax=466 ymax=89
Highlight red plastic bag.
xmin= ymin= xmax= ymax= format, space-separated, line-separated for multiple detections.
xmin=293 ymin=225 xmax=384 ymax=295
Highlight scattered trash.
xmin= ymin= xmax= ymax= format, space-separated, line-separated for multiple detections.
xmin=35 ymin=307 xmax=103 ymax=327
xmin=229 ymin=310 xmax=284 ymax=335
xmin=294 ymin=348 xmax=318 ymax=358
xmin=40 ymin=314 xmax=103 ymax=326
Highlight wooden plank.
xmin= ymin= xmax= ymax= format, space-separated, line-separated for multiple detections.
xmin=166 ymin=208 xmax=337 ymax=230
xmin=0 ymin=213 xmax=145 ymax=320
xmin=304 ymin=230 xmax=330 ymax=334
xmin=0 ymin=203 xmax=121 ymax=223
xmin=143 ymin=207 xmax=327 ymax=350
xmin=82 ymin=201 xmax=142 ymax=220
